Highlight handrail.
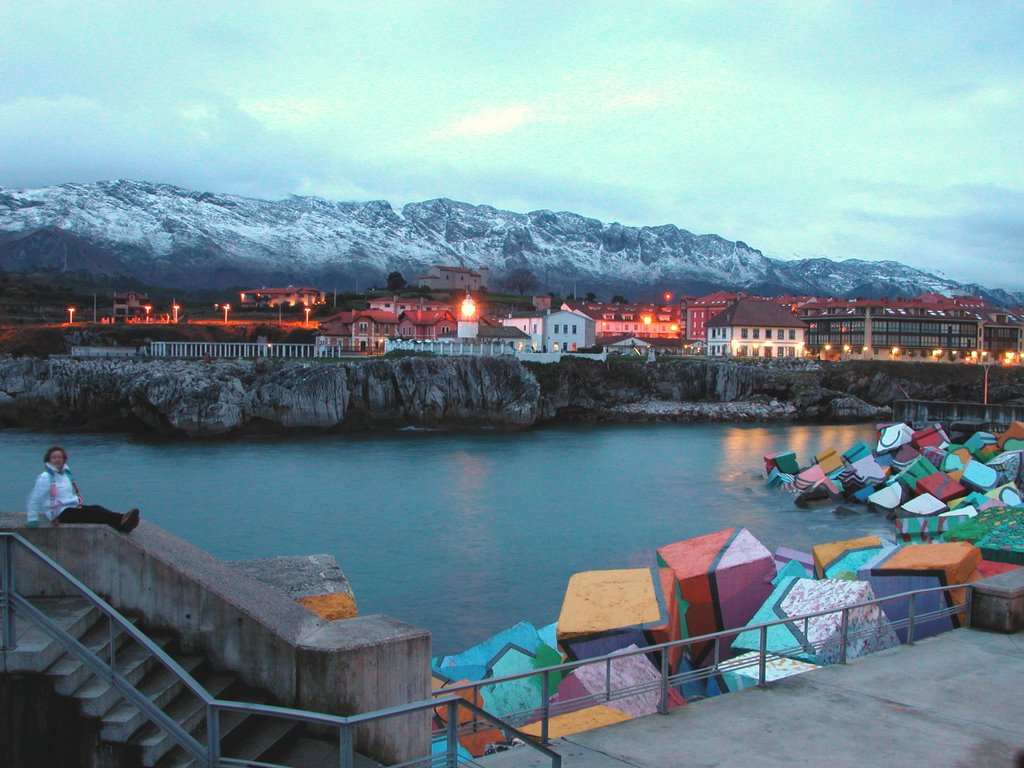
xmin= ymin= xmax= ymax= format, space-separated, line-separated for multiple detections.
xmin=1 ymin=533 xmax=211 ymax=762
xmin=0 ymin=531 xmax=561 ymax=768
xmin=431 ymin=581 xmax=974 ymax=739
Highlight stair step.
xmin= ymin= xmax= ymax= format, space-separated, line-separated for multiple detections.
xmin=221 ymin=717 xmax=299 ymax=765
xmin=99 ymin=657 xmax=204 ymax=742
xmin=75 ymin=645 xmax=191 ymax=717
xmin=3 ymin=597 xmax=97 ymax=673
xmin=47 ymin=623 xmax=163 ymax=697
xmin=135 ymin=675 xmax=234 ymax=767
xmin=269 ymin=733 xmax=384 ymax=768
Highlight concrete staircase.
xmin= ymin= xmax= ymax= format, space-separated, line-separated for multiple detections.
xmin=5 ymin=596 xmax=380 ymax=768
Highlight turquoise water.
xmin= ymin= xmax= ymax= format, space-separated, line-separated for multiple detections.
xmin=0 ymin=422 xmax=890 ymax=655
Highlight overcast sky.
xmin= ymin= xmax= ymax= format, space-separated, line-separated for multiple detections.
xmin=2 ymin=2 xmax=1022 ymax=289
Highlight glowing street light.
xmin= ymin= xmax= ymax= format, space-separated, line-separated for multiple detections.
xmin=144 ymin=304 xmax=152 ymax=323
xmin=643 ymin=315 xmax=652 ymax=336
xmin=304 ymin=306 xmax=311 ymax=326
xmin=222 ymin=303 xmax=231 ymax=324
xmin=460 ymin=295 xmax=477 ymax=320
xmin=172 ymin=303 xmax=180 ymax=324
xmin=67 ymin=306 xmax=76 ymax=324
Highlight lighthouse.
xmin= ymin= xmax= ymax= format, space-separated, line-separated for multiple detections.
xmin=457 ymin=293 xmax=479 ymax=339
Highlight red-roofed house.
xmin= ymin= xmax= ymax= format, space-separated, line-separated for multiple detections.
xmin=707 ymin=299 xmax=806 ymax=358
xmin=684 ymin=291 xmax=746 ymax=343
xmin=316 ymin=309 xmax=399 ymax=354
xmin=396 ymin=309 xmax=457 ymax=340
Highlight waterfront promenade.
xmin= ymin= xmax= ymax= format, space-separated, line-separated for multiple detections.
xmin=478 ymin=627 xmax=1024 ymax=768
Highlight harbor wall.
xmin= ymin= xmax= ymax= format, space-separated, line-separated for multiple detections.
xmin=0 ymin=515 xmax=432 ymax=764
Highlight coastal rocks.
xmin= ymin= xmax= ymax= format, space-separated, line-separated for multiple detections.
xmin=0 ymin=355 xmax=544 ymax=437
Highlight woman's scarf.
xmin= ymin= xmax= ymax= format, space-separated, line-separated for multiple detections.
xmin=46 ymin=465 xmax=83 ymax=519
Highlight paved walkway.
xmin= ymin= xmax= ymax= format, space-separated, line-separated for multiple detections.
xmin=476 ymin=627 xmax=1024 ymax=768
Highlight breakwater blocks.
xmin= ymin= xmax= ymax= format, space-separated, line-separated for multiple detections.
xmin=765 ymin=420 xmax=1024 ymax=555
xmin=230 ymin=554 xmax=357 ymax=620
xmin=732 ymin=572 xmax=898 ymax=665
xmin=655 ymin=528 xmax=776 ymax=669
xmin=556 ymin=568 xmax=666 ymax=661
xmin=859 ymin=542 xmax=981 ymax=641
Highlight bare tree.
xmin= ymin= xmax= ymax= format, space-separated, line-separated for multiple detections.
xmin=500 ymin=268 xmax=540 ymax=295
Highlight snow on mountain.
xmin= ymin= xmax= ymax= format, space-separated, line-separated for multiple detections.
xmin=0 ymin=179 xmax=1019 ymax=304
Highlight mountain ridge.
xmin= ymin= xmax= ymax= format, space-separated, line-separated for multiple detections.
xmin=1 ymin=179 xmax=1019 ymax=305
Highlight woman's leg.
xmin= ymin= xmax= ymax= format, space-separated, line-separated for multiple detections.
xmin=59 ymin=504 xmax=126 ymax=530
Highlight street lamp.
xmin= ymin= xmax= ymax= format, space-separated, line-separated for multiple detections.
xmin=304 ymin=306 xmax=311 ymax=326
xmin=643 ymin=315 xmax=652 ymax=336
xmin=222 ymin=303 xmax=231 ymax=324
xmin=67 ymin=306 xmax=76 ymax=324
xmin=144 ymin=304 xmax=152 ymax=323
xmin=172 ymin=303 xmax=180 ymax=324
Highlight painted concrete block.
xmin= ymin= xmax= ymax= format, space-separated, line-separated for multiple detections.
xmin=916 ymin=472 xmax=967 ymax=503
xmin=812 ymin=535 xmax=891 ymax=580
xmin=961 ymin=460 xmax=998 ymax=491
xmin=860 ymin=542 xmax=981 ymax=642
xmin=816 ymin=448 xmax=843 ymax=475
xmin=900 ymin=493 xmax=947 ymax=517
xmin=876 ymin=423 xmax=914 ymax=454
xmin=656 ymin=528 xmax=775 ymax=668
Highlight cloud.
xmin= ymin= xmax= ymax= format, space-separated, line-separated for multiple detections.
xmin=438 ymin=105 xmax=537 ymax=139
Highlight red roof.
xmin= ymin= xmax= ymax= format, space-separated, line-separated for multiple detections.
xmin=400 ymin=310 xmax=455 ymax=325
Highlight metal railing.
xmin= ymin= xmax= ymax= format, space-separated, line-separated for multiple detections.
xmin=0 ymin=532 xmax=560 ymax=768
xmin=431 ymin=582 xmax=973 ymax=747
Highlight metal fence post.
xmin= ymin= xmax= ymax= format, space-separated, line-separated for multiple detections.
xmin=446 ymin=700 xmax=459 ymax=768
xmin=340 ymin=723 xmax=354 ymax=768
xmin=542 ymin=670 xmax=552 ymax=743
xmin=758 ymin=626 xmax=768 ymax=687
xmin=206 ymin=703 xmax=220 ymax=767
xmin=658 ymin=648 xmax=669 ymax=714
xmin=1 ymin=536 xmax=14 ymax=651
xmin=605 ymin=657 xmax=612 ymax=701
xmin=907 ymin=593 xmax=916 ymax=645
xmin=964 ymin=586 xmax=973 ymax=629
xmin=839 ymin=608 xmax=849 ymax=665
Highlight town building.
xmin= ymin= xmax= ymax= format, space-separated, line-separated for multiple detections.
xmin=368 ymin=295 xmax=452 ymax=314
xmin=395 ymin=310 xmax=457 ymax=340
xmin=706 ymin=298 xmax=807 ymax=358
xmin=500 ymin=308 xmax=597 ymax=352
xmin=239 ymin=286 xmax=325 ymax=308
xmin=315 ymin=309 xmax=398 ymax=354
xmin=112 ymin=292 xmax=151 ymax=321
xmin=417 ymin=265 xmax=489 ymax=292
xmin=684 ymin=291 xmax=745 ymax=343
xmin=561 ymin=301 xmax=680 ymax=341
xmin=796 ymin=296 xmax=993 ymax=361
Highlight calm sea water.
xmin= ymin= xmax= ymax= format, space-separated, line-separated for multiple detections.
xmin=0 ymin=423 xmax=890 ymax=655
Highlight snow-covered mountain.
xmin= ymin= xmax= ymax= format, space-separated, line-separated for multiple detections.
xmin=0 ymin=179 xmax=1018 ymax=304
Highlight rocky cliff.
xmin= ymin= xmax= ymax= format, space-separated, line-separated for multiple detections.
xmin=0 ymin=356 xmax=545 ymax=437
xmin=1 ymin=355 xmax=1020 ymax=438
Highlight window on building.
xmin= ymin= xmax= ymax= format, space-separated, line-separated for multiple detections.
xmin=753 ymin=329 xmax=760 ymax=339
xmin=572 ymin=324 xmax=578 ymax=334
xmin=741 ymin=328 xmax=748 ymax=339
xmin=789 ymin=329 xmax=796 ymax=340
xmin=359 ymin=322 xmax=367 ymax=331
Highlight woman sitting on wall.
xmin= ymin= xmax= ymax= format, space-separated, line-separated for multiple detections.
xmin=26 ymin=446 xmax=140 ymax=532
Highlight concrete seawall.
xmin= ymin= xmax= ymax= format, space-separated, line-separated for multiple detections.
xmin=0 ymin=515 xmax=431 ymax=764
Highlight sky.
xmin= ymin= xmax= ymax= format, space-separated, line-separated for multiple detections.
xmin=2 ymin=1 xmax=1022 ymax=289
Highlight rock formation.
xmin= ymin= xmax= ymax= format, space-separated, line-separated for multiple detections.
xmin=2 ymin=354 xmax=1017 ymax=438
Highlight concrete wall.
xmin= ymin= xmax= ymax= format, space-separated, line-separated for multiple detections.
xmin=893 ymin=399 xmax=1024 ymax=430
xmin=0 ymin=515 xmax=431 ymax=764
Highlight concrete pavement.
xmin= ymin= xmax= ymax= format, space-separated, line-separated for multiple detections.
xmin=476 ymin=627 xmax=1024 ymax=768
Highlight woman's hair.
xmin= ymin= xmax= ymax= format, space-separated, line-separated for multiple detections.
xmin=44 ymin=446 xmax=67 ymax=464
